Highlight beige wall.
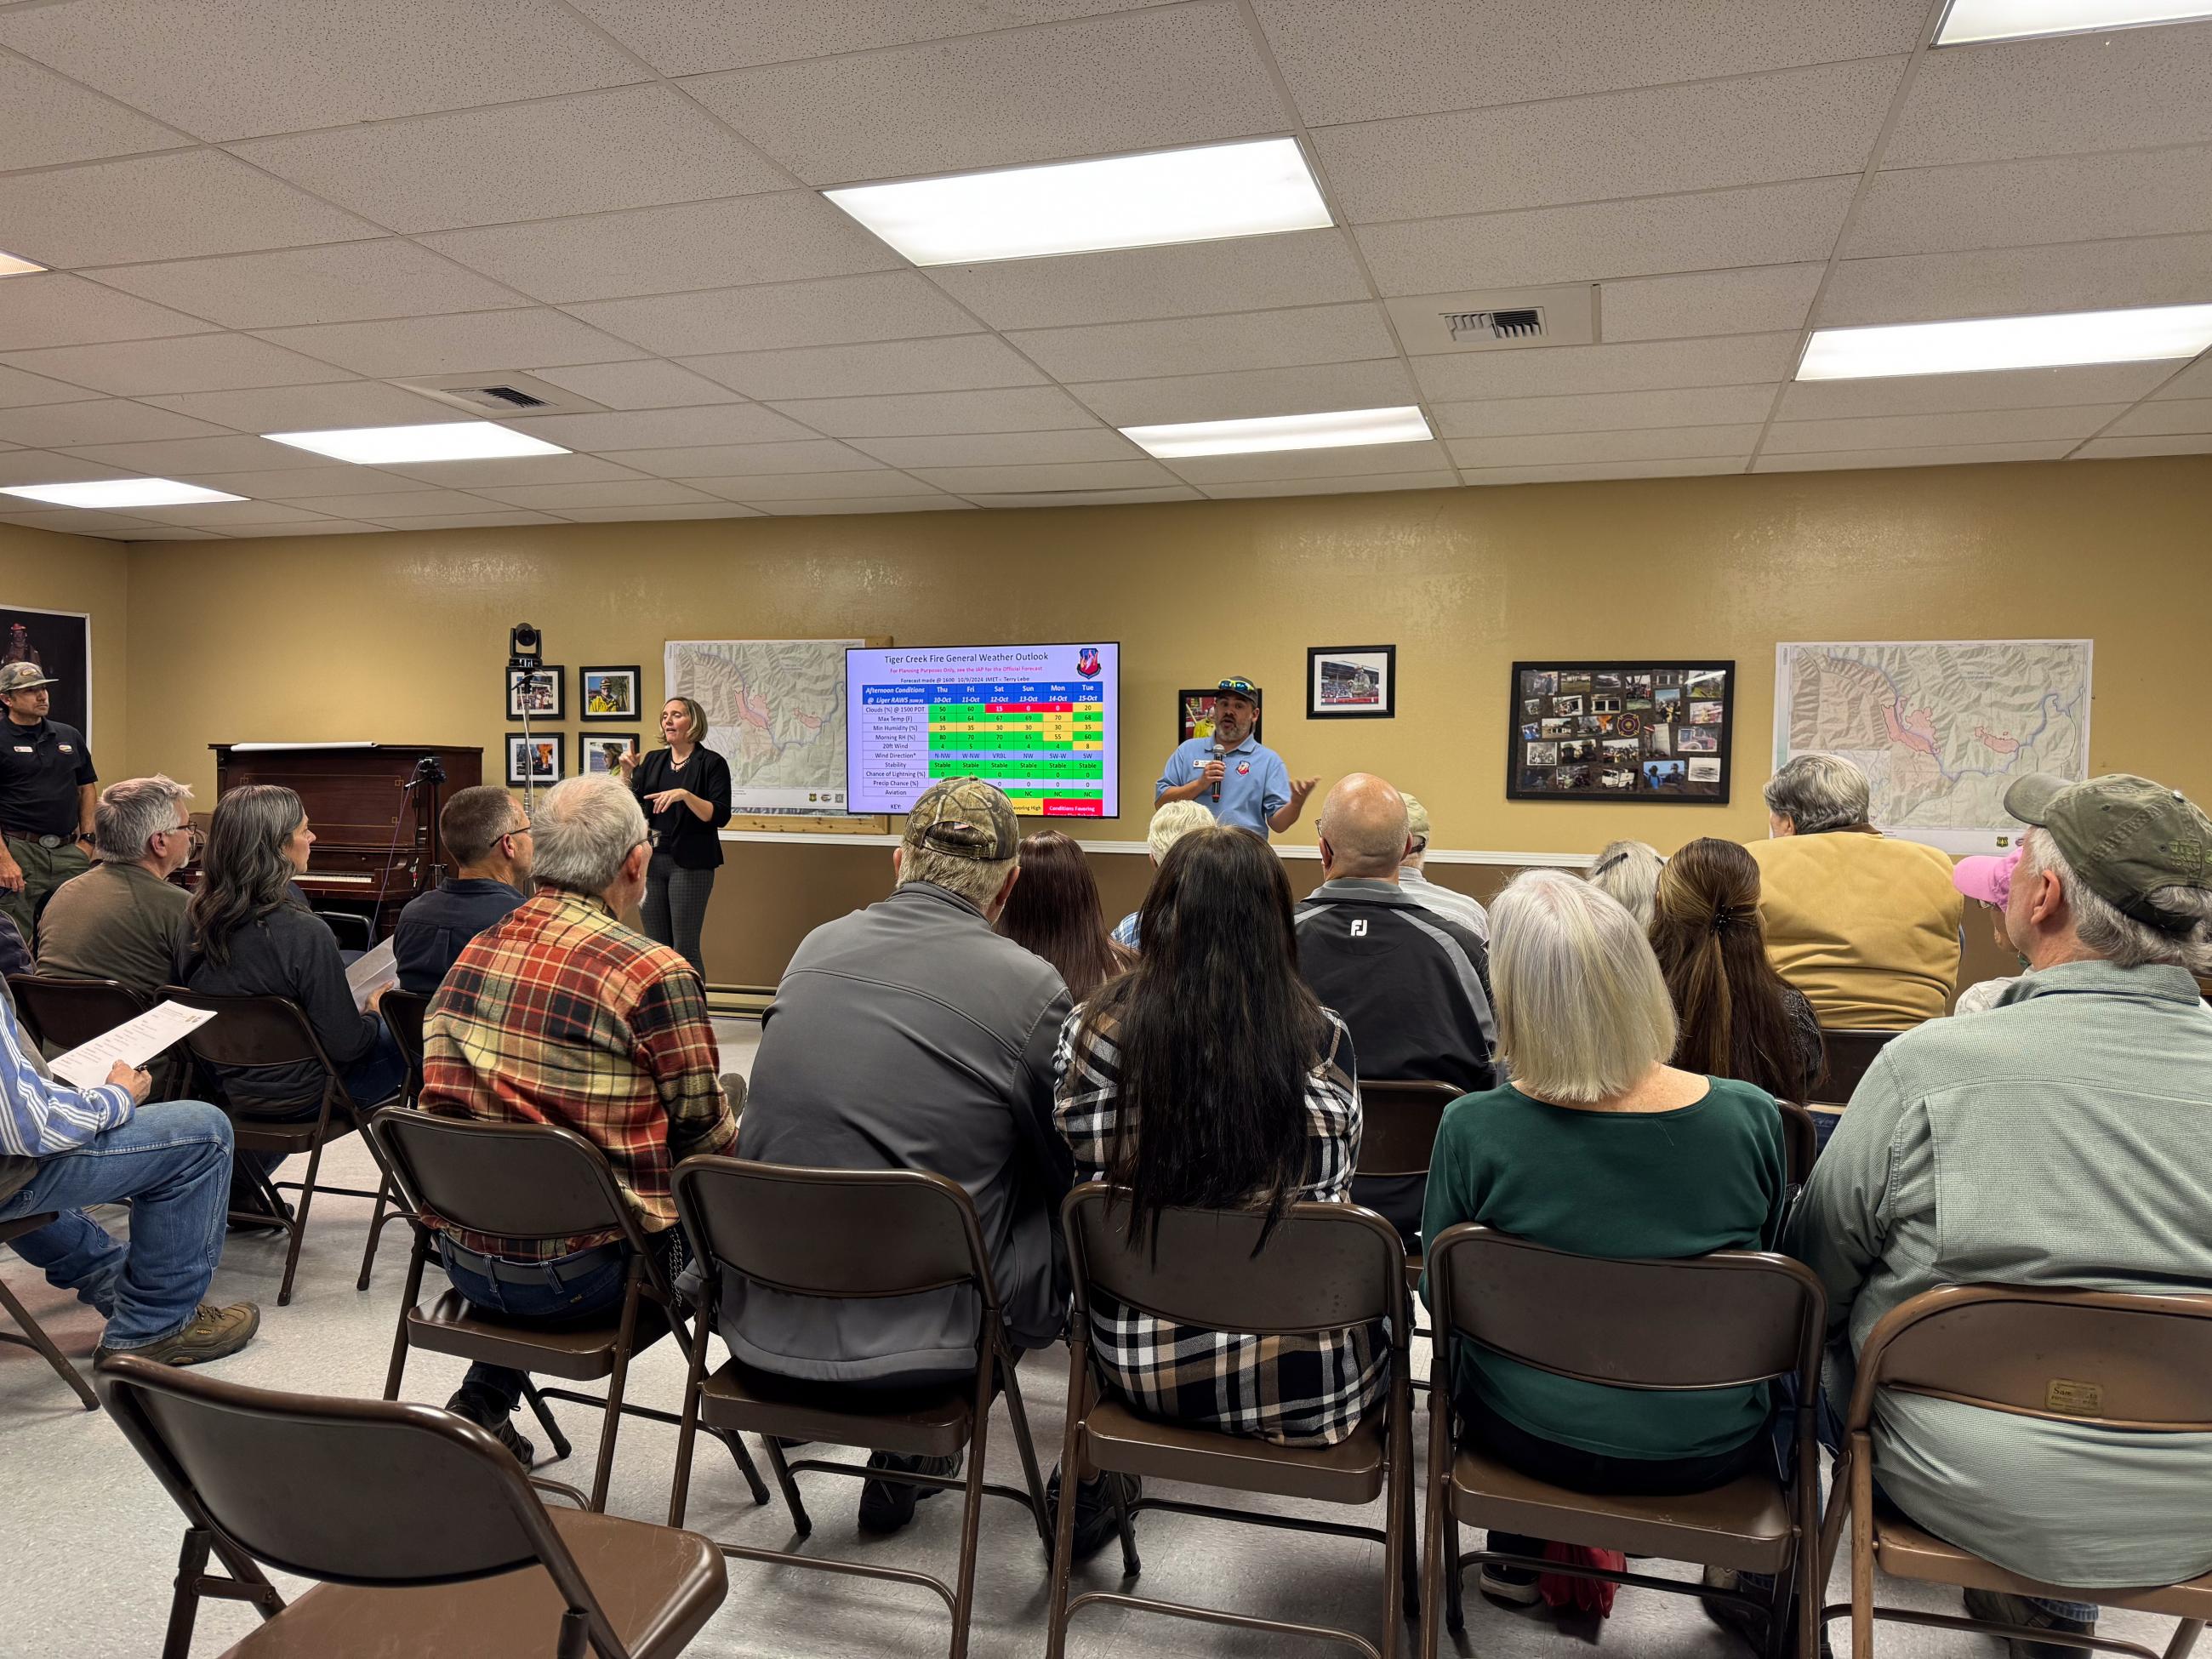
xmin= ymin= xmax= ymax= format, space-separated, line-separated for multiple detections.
xmin=114 ymin=455 xmax=2209 ymax=982
xmin=3 ymin=522 xmax=130 ymax=770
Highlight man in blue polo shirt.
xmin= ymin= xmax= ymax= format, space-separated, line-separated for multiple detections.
xmin=1154 ymin=676 xmax=1315 ymax=837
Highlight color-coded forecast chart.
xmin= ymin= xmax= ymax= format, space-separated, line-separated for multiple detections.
xmin=846 ymin=642 xmax=1120 ymax=817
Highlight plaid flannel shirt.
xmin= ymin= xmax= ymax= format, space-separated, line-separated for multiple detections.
xmin=1053 ymin=1003 xmax=1388 ymax=1448
xmin=419 ymin=887 xmax=735 ymax=1260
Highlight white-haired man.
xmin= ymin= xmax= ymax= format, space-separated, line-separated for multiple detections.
xmin=1396 ymin=791 xmax=1490 ymax=944
xmin=37 ymin=774 xmax=196 ymax=997
xmin=1112 ymin=797 xmax=1214 ymax=949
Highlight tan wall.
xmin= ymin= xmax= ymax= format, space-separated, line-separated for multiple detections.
xmin=117 ymin=456 xmax=2209 ymax=983
xmin=3 ymin=522 xmax=130 ymax=769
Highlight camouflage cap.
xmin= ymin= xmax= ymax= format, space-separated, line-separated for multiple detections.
xmin=0 ymin=662 xmax=57 ymax=693
xmin=903 ymin=776 xmax=1018 ymax=862
xmin=2004 ymin=772 xmax=2212 ymax=934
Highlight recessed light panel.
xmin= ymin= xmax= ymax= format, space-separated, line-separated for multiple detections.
xmin=0 ymin=250 xmax=45 ymax=277
xmin=824 ymin=137 xmax=1333 ymax=266
xmin=1121 ymin=406 xmax=1434 ymax=459
xmin=2 ymin=478 xmax=245 ymax=509
xmin=263 ymin=421 xmax=569 ymax=465
xmin=1936 ymin=0 xmax=2212 ymax=43
xmin=1798 ymin=305 xmax=2212 ymax=379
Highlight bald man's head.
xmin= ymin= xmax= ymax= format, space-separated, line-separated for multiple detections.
xmin=1317 ymin=772 xmax=1412 ymax=880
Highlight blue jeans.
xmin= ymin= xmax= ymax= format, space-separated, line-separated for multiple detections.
xmin=438 ymin=1236 xmax=630 ymax=1413
xmin=0 ymin=1101 xmax=235 ymax=1349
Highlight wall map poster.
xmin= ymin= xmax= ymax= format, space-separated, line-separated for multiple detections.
xmin=1508 ymin=659 xmax=1735 ymax=803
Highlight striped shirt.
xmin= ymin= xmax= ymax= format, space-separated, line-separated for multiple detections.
xmin=420 ymin=887 xmax=735 ymax=1260
xmin=1054 ymin=1002 xmax=1387 ymax=1447
xmin=1 ymin=978 xmax=134 ymax=1206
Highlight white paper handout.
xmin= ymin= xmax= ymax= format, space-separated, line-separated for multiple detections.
xmin=52 ymin=1001 xmax=217 ymax=1092
xmin=346 ymin=939 xmax=400 ymax=1011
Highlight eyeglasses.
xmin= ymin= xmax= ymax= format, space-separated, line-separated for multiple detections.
xmin=1217 ymin=677 xmax=1257 ymax=696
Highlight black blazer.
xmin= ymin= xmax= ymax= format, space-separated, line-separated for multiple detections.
xmin=632 ymin=745 xmax=733 ymax=869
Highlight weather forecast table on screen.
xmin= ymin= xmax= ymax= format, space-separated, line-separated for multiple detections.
xmin=846 ymin=644 xmax=1120 ymax=817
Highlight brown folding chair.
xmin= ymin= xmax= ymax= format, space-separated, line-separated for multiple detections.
xmin=159 ymin=986 xmax=399 ymax=1306
xmin=0 ymin=1211 xmax=99 ymax=1411
xmin=1814 ymin=1027 xmax=1900 ymax=1105
xmin=667 ymin=1157 xmax=1051 ymax=1659
xmin=368 ymin=1110 xmax=767 ymax=1515
xmin=1050 ymin=1185 xmax=1417 ymax=1659
xmin=379 ymin=987 xmax=430 ymax=1104
xmin=1355 ymin=1079 xmax=1462 ymax=1268
xmin=1776 ymin=1100 xmax=1818 ymax=1189
xmin=1818 ymin=1283 xmax=2212 ymax=1659
xmin=1421 ymin=1225 xmax=1826 ymax=1659
xmin=95 ymin=1351 xmax=727 ymax=1659
xmin=6 ymin=972 xmax=151 ymax=1052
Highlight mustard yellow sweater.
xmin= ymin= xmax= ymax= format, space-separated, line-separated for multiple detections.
xmin=1747 ymin=831 xmax=1963 ymax=1029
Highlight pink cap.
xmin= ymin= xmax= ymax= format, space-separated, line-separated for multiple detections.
xmin=1953 ymin=845 xmax=2021 ymax=907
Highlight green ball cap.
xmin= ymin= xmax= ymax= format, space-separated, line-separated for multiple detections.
xmin=2004 ymin=772 xmax=2212 ymax=934
xmin=903 ymin=776 xmax=1019 ymax=862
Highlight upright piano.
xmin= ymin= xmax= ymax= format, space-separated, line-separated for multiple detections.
xmin=208 ymin=743 xmax=484 ymax=940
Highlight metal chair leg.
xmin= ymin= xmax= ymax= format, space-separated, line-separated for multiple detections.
xmin=2164 ymin=1620 xmax=2203 ymax=1659
xmin=1110 ymin=1470 xmax=1141 ymax=1577
xmin=763 ymin=1436 xmax=812 ymax=1537
xmin=274 ymin=1135 xmax=329 ymax=1308
xmin=1444 ymin=1512 xmax=1465 ymax=1635
xmin=521 ymin=1379 xmax=573 ymax=1462
xmin=710 ymin=1428 xmax=771 ymax=1506
xmin=0 ymin=1274 xmax=98 ymax=1411
xmin=354 ymin=1172 xmax=395 ymax=1292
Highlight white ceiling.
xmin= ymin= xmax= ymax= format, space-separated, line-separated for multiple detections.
xmin=0 ymin=0 xmax=2207 ymax=541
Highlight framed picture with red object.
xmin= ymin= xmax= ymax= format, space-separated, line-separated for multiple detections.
xmin=1307 ymin=645 xmax=1396 ymax=719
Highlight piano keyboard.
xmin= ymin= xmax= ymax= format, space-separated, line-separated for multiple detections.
xmin=304 ymin=872 xmax=376 ymax=886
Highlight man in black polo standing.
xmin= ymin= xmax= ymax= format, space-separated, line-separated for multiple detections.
xmin=0 ymin=661 xmax=98 ymax=949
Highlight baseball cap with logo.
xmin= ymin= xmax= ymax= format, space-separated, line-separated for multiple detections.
xmin=2003 ymin=772 xmax=2212 ymax=934
xmin=903 ymin=776 xmax=1018 ymax=862
xmin=0 ymin=663 xmax=57 ymax=694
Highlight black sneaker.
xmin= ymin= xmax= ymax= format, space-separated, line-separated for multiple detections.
xmin=1479 ymin=1532 xmax=1543 ymax=1606
xmin=1045 ymin=1467 xmax=1142 ymax=1563
xmin=445 ymin=1385 xmax=534 ymax=1467
xmin=858 ymin=1451 xmax=961 ymax=1534
xmin=1965 ymin=1588 xmax=2099 ymax=1659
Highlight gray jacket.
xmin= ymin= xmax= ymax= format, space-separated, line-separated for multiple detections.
xmin=724 ymin=881 xmax=1074 ymax=1382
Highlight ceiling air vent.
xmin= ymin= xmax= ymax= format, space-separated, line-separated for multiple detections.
xmin=1386 ymin=284 xmax=1599 ymax=354
xmin=392 ymin=370 xmax=608 ymax=418
xmin=1445 ymin=307 xmax=1544 ymax=342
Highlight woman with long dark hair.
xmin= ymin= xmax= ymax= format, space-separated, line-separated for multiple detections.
xmin=1648 ymin=837 xmax=1823 ymax=1102
xmin=1054 ymin=824 xmax=1382 ymax=1449
xmin=995 ymin=830 xmax=1132 ymax=1002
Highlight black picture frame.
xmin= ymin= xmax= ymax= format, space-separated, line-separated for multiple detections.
xmin=506 ymin=664 xmax=564 ymax=721
xmin=0 ymin=603 xmax=91 ymax=741
xmin=579 ymin=664 xmax=641 ymax=723
xmin=577 ymin=731 xmax=639 ymax=778
xmin=1177 ymin=687 xmax=1263 ymax=746
xmin=505 ymin=732 xmax=563 ymax=787
xmin=1307 ymin=644 xmax=1396 ymax=719
xmin=1506 ymin=658 xmax=1735 ymax=804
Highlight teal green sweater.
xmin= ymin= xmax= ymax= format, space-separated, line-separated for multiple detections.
xmin=1420 ymin=1076 xmax=1787 ymax=1460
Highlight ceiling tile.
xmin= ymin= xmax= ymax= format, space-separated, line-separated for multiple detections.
xmin=1164 ymin=438 xmax=1452 ymax=483
xmin=1817 ymin=235 xmax=2212 ymax=327
xmin=251 ymin=310 xmax=645 ymax=378
xmin=682 ymin=470 xmax=938 ymax=501
xmin=1200 ymin=471 xmax=1457 ymax=497
xmin=852 ymin=429 xmax=1145 ymax=467
xmin=2073 ymin=433 xmax=2212 ymax=458
xmin=2152 ymin=356 xmax=2212 ymax=399
xmin=1067 ymin=359 xmax=1417 ymax=426
xmin=1597 ymin=264 xmax=1826 ymax=343
xmin=687 ymin=335 xmax=1046 ymax=400
xmin=622 ymin=439 xmax=883 ymax=476
xmin=579 ymin=271 xmax=983 ymax=356
xmin=1316 ymin=59 xmax=1899 ymax=224
xmin=232 ymin=85 xmax=793 ymax=235
xmin=1458 ymin=457 xmax=1748 ymax=485
xmin=1445 ymin=426 xmax=1764 ymax=467
xmin=553 ymin=503 xmax=767 ymax=521
xmin=370 ymin=455 xmax=653 ymax=489
xmin=471 ymin=479 xmax=727 ymax=510
xmin=764 ymin=386 xmax=1101 ymax=437
xmin=1433 ymin=384 xmax=1778 ymax=437
xmin=1356 ymin=177 xmax=1858 ymax=295
xmin=0 ymin=449 xmax=139 ymax=486
xmin=1251 ymin=0 xmax=1926 ymax=125
xmin=134 ymin=380 xmax=462 ymax=432
xmin=0 ymin=365 xmax=110 ymax=411
xmin=1753 ymin=441 xmax=2074 ymax=471
xmin=0 ymin=507 xmax=167 ymax=536
xmin=0 ymin=400 xmax=232 ymax=447
xmin=175 ymin=465 xmax=437 ymax=499
xmin=280 ymin=488 xmax=507 ymax=518
xmin=909 ymin=459 xmax=1181 ymax=493
xmin=359 ymin=510 xmax=573 ymax=530
xmin=419 ymin=193 xmax=904 ymax=305
xmin=57 ymin=432 xmax=362 ymax=471
xmin=0 ymin=151 xmax=380 ymax=268
xmin=0 ymin=272 xmax=214 ymax=351
xmin=1777 ymin=363 xmax=2174 ymax=420
xmin=526 ymin=360 xmax=745 ymax=411
xmin=1847 ymin=146 xmax=2212 ymax=259
xmin=965 ymin=487 xmax=1197 ymax=508
xmin=758 ymin=495 xmax=973 ymax=514
xmin=0 ymin=334 xmax=351 ymax=396
xmin=86 ymin=241 xmax=532 ymax=330
xmin=926 ymin=229 xmax=1371 ymax=331
xmin=0 ymin=51 xmax=190 ymax=168
xmin=567 ymin=0 xmax=1153 ymax=77
xmin=1884 ymin=20 xmax=2212 ymax=169
xmin=2103 ymin=398 xmax=2212 ymax=437
xmin=122 ymin=500 xmax=344 ymax=527
xmin=1006 ymin=303 xmax=1394 ymax=383
xmin=0 ymin=0 xmax=649 ymax=140
xmin=686 ymin=3 xmax=1290 ymax=184
xmin=1413 ymin=333 xmax=1800 ymax=402
xmin=1760 ymin=405 xmax=2127 ymax=453
xmin=509 ymin=405 xmax=818 ymax=450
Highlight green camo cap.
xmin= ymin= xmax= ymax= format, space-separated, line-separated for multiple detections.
xmin=904 ymin=776 xmax=1018 ymax=862
xmin=2004 ymin=772 xmax=2212 ymax=934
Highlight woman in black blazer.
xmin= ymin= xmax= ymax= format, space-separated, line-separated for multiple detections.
xmin=619 ymin=696 xmax=732 ymax=980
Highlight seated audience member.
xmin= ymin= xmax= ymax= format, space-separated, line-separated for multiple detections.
xmin=1649 ymin=838 xmax=1823 ymax=1103
xmin=37 ymin=774 xmax=196 ymax=995
xmin=995 ymin=830 xmax=1132 ymax=1003
xmin=1949 ymin=845 xmax=2027 ymax=1014
xmin=1585 ymin=839 xmax=1665 ymax=929
xmin=419 ymin=775 xmax=736 ymax=1461
xmin=1396 ymin=791 xmax=1490 ymax=942
xmin=1787 ymin=773 xmax=2212 ymax=1647
xmin=1111 ymin=798 xmax=1212 ymax=949
xmin=1058 ymin=824 xmax=1379 ymax=1540
xmin=0 ymin=972 xmax=257 ymax=1365
xmin=1422 ymin=870 xmax=1787 ymax=1611
xmin=1296 ymin=774 xmax=1495 ymax=1240
xmin=1749 ymin=754 xmax=1962 ymax=1028
xmin=0 ymin=912 xmax=26 ymax=982
xmin=391 ymin=786 xmax=531 ymax=995
xmin=729 ymin=778 xmax=1072 ymax=1534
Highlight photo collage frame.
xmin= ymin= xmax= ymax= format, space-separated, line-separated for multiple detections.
xmin=1508 ymin=659 xmax=1735 ymax=803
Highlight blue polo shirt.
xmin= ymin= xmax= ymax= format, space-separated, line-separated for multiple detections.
xmin=1155 ymin=733 xmax=1289 ymax=835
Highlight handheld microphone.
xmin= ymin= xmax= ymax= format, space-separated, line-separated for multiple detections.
xmin=1211 ymin=741 xmax=1225 ymax=804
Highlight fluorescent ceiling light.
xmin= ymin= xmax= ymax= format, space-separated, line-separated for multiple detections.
xmin=1121 ymin=406 xmax=1433 ymax=459
xmin=2 ymin=478 xmax=244 ymax=509
xmin=263 ymin=421 xmax=569 ymax=465
xmin=1936 ymin=0 xmax=2212 ymax=43
xmin=1798 ymin=304 xmax=2212 ymax=379
xmin=824 ymin=137 xmax=1332 ymax=266
xmin=0 ymin=250 xmax=45 ymax=277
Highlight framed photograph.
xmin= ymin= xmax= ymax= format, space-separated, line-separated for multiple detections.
xmin=1308 ymin=644 xmax=1396 ymax=720
xmin=579 ymin=664 xmax=640 ymax=722
xmin=506 ymin=664 xmax=563 ymax=720
xmin=0 ymin=603 xmax=90 ymax=741
xmin=578 ymin=732 xmax=639 ymax=777
xmin=1178 ymin=688 xmax=1263 ymax=746
xmin=1508 ymin=658 xmax=1735 ymax=804
xmin=505 ymin=732 xmax=563 ymax=787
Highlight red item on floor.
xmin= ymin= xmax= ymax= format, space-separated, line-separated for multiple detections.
xmin=1537 ymin=1542 xmax=1624 ymax=1616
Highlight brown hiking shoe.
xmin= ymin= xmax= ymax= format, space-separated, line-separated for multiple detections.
xmin=96 ymin=1301 xmax=260 ymax=1367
